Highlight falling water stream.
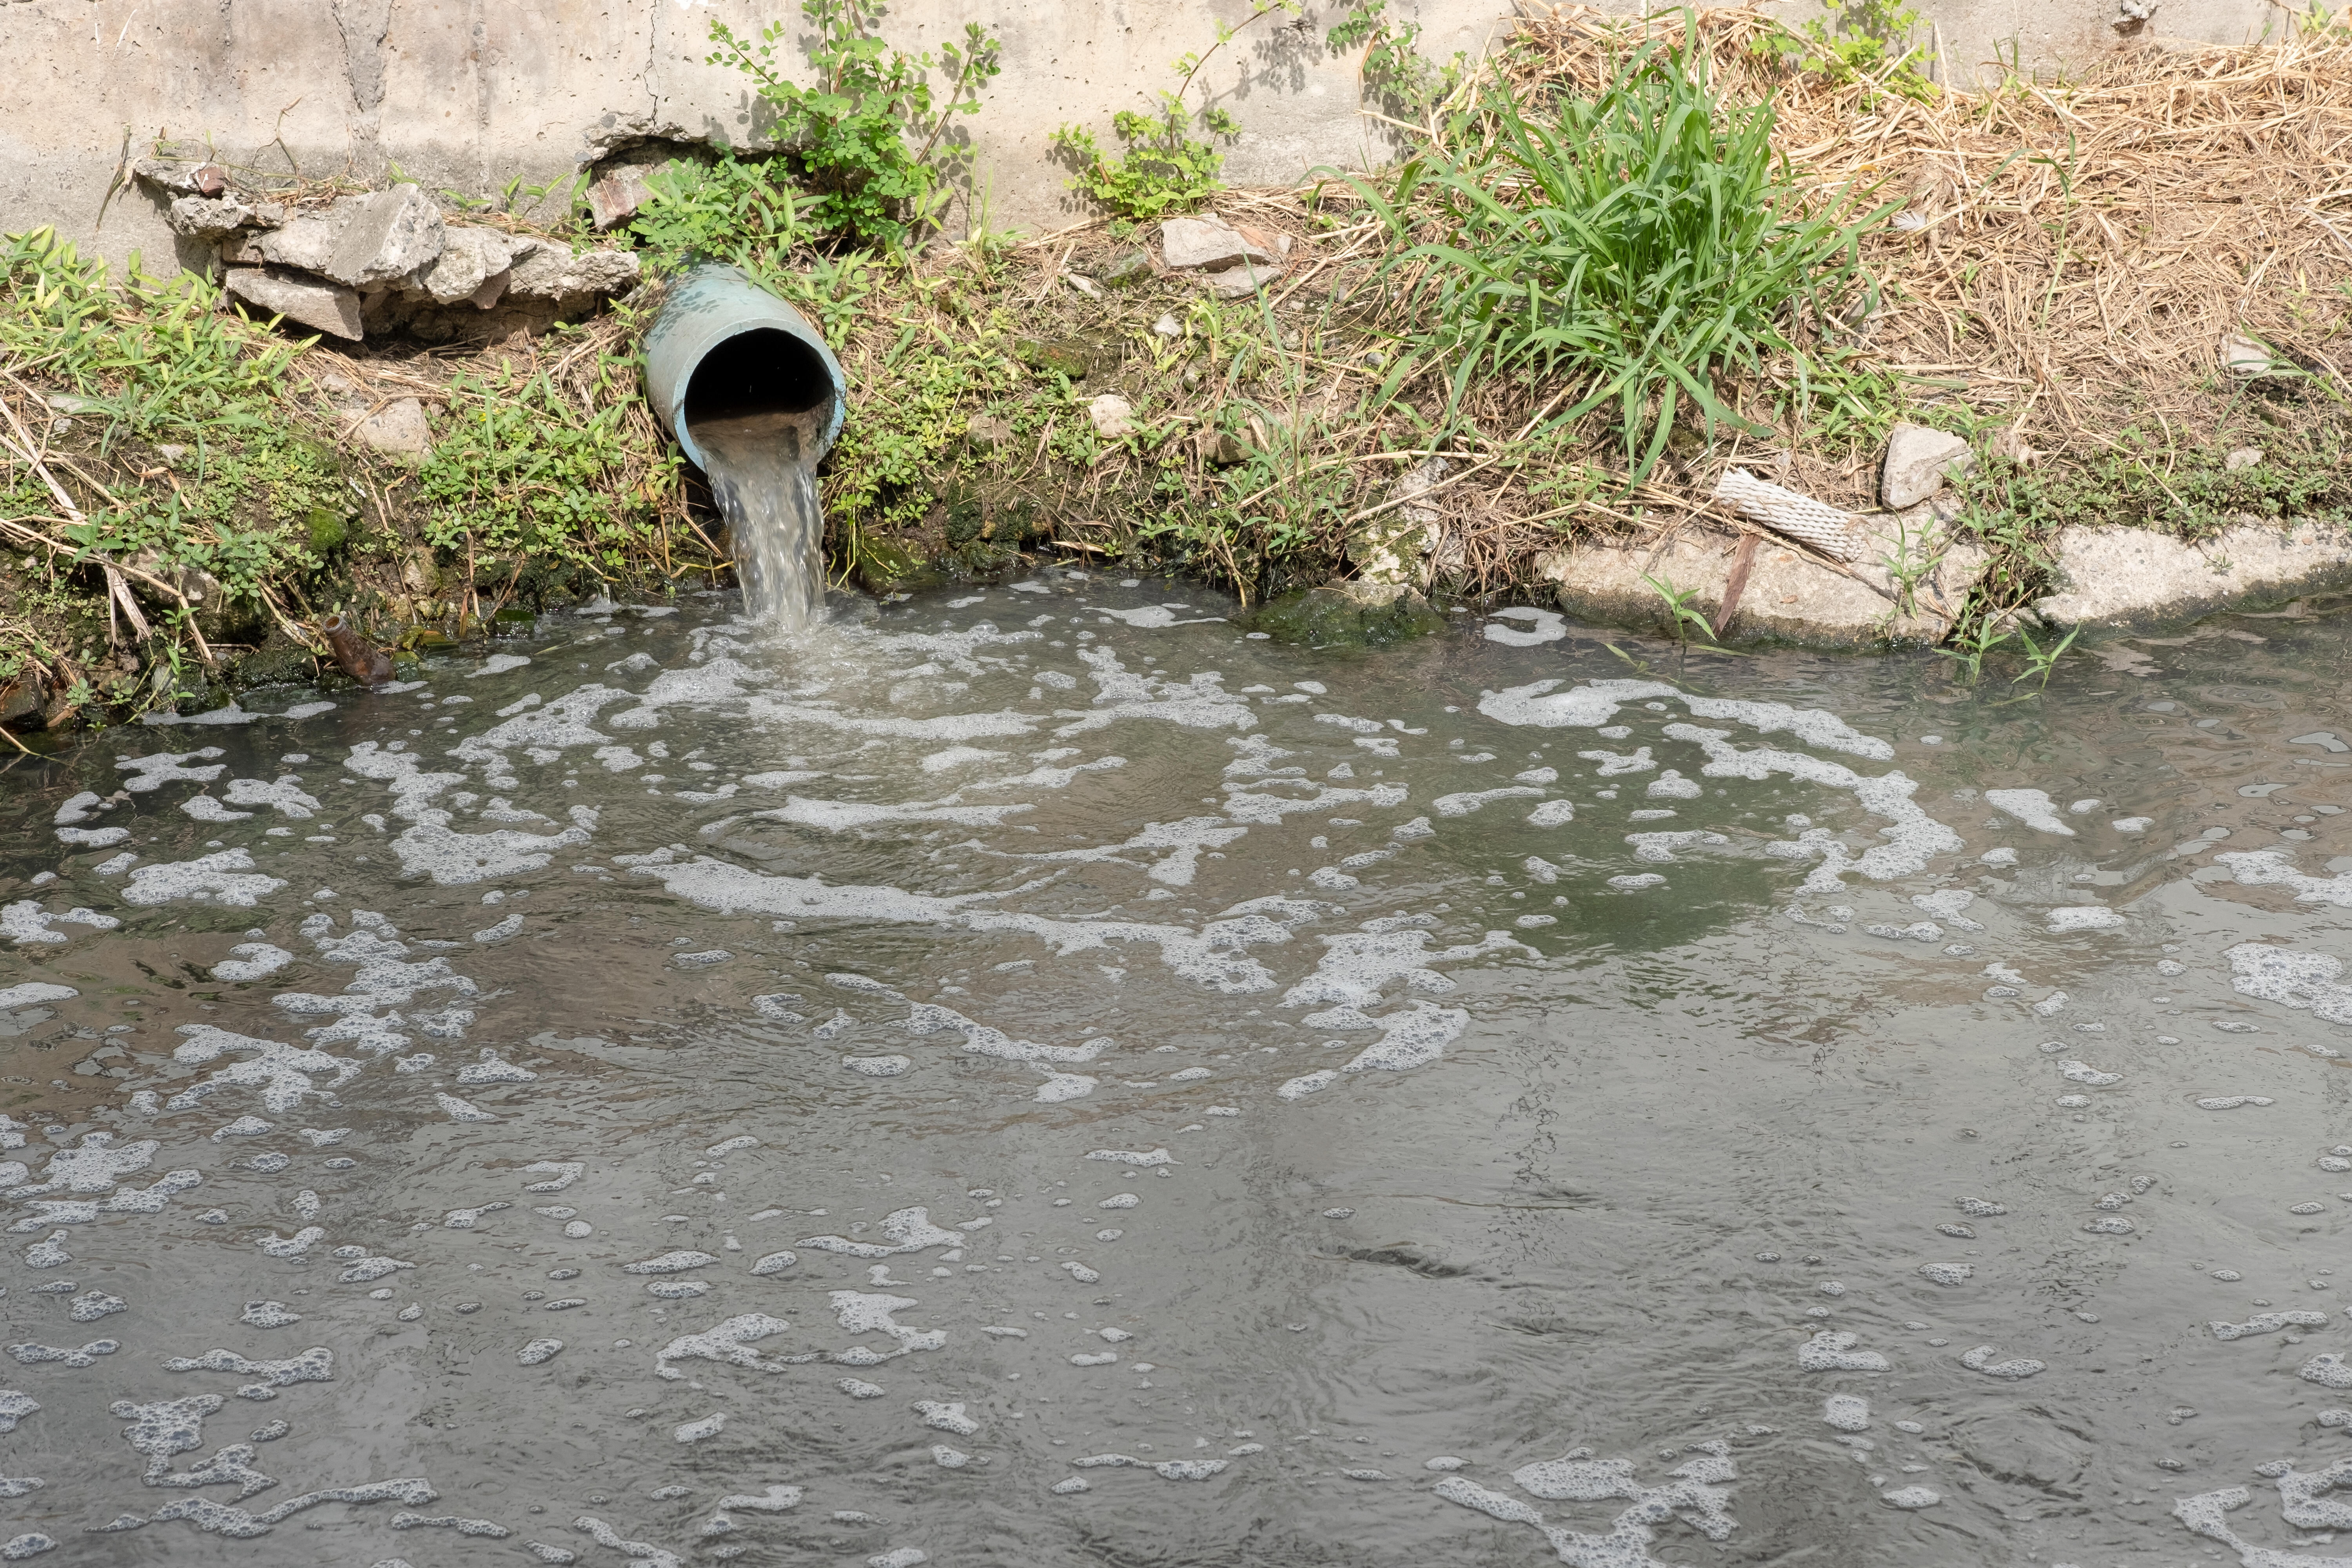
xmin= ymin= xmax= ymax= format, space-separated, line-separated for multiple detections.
xmin=691 ymin=411 xmax=827 ymax=633
xmin=7 ymin=578 xmax=2352 ymax=1568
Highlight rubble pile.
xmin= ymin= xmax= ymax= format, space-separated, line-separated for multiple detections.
xmin=134 ymin=161 xmax=640 ymax=345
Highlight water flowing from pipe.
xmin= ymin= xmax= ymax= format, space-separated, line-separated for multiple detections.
xmin=691 ymin=408 xmax=826 ymax=630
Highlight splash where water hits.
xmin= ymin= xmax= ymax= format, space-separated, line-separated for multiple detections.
xmin=5 ymin=579 xmax=2352 ymax=1566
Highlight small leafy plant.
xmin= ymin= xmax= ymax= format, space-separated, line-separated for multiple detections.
xmin=1755 ymin=0 xmax=1934 ymax=97
xmin=1642 ymin=572 xmax=1720 ymax=644
xmin=1327 ymin=0 xmax=1467 ymax=123
xmin=1051 ymin=2 xmax=1298 ymax=220
xmin=707 ymin=0 xmax=1002 ymax=249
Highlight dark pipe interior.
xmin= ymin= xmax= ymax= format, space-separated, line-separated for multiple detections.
xmin=681 ymin=327 xmax=835 ymax=430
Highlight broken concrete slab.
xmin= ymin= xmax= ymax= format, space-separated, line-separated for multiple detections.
xmin=223 ymin=267 xmax=363 ymax=341
xmin=325 ymin=184 xmax=445 ymax=287
xmin=1536 ymin=512 xmax=1984 ymax=648
xmin=1159 ymin=215 xmax=1275 ymax=271
xmin=346 ymin=397 xmax=434 ymax=459
xmin=241 ymin=211 xmax=348 ymax=274
xmin=133 ymin=159 xmax=227 ymax=197
xmin=166 ymin=194 xmax=280 ymax=240
xmin=1200 ymin=261 xmax=1280 ymax=298
xmin=505 ymin=238 xmax=640 ymax=300
xmin=1881 ymin=423 xmax=1976 ymax=509
xmin=410 ymin=225 xmax=514 ymax=305
xmin=2036 ymin=518 xmax=2352 ymax=628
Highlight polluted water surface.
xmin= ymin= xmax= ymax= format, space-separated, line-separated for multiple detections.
xmin=7 ymin=576 xmax=2352 ymax=1565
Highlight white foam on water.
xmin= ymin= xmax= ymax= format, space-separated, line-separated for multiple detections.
xmin=1984 ymin=789 xmax=2076 ymax=835
xmin=2048 ymin=907 xmax=2125 ymax=933
xmin=1276 ymin=1005 xmax=1468 ymax=1100
xmin=0 ymin=904 xmax=118 ymax=945
xmin=1433 ymin=787 xmax=1546 ymax=817
xmin=211 ymin=944 xmax=294 ymax=982
xmin=1484 ymin=608 xmax=1566 ymax=646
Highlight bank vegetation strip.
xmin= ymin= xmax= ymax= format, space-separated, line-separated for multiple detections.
xmin=1 ymin=4 xmax=2348 ymax=730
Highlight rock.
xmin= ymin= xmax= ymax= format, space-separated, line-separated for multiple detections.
xmin=1103 ymin=250 xmax=1155 ymax=287
xmin=2036 ymin=519 xmax=2352 ymax=628
xmin=155 ymin=444 xmax=188 ymax=467
xmin=410 ymin=225 xmax=514 ymax=305
xmin=167 ymin=195 xmax=276 ymax=240
xmin=1015 ymin=336 xmax=1093 ymax=379
xmin=245 ymin=212 xmax=349 ymax=274
xmin=1085 ymin=394 xmax=1134 ymax=440
xmin=505 ymin=239 xmax=640 ymax=301
xmin=128 ymin=548 xmax=226 ymax=608
xmin=235 ymin=641 xmax=318 ymax=688
xmin=0 ymin=669 xmax=47 ymax=728
xmin=1151 ymin=313 xmax=1181 ymax=340
xmin=325 ymin=184 xmax=446 ymax=287
xmin=224 ymin=267 xmax=363 ymax=341
xmin=399 ymin=549 xmax=443 ymax=596
xmin=1205 ymin=430 xmax=1251 ymax=466
xmin=586 ymin=167 xmax=653 ymax=231
xmin=964 ymin=414 xmax=1014 ymax=452
xmin=2223 ymin=334 xmax=2274 ymax=375
xmin=1537 ymin=511 xmax=1985 ymax=648
xmin=1253 ymin=580 xmax=1446 ymax=648
xmin=1063 ymin=272 xmax=1103 ymax=299
xmin=2225 ymin=447 xmax=2263 ymax=471
xmin=1202 ymin=263 xmax=1280 ymax=299
xmin=1159 ymin=216 xmax=1276 ymax=271
xmin=1880 ymin=423 xmax=1976 ymax=509
xmin=1349 ymin=457 xmax=1448 ymax=585
xmin=348 ymin=397 xmax=433 ymax=459
xmin=134 ymin=159 xmax=227 ymax=197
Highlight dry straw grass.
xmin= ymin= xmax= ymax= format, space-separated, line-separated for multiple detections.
xmin=1510 ymin=5 xmax=2352 ymax=485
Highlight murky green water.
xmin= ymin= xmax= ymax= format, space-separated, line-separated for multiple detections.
xmin=6 ymin=577 xmax=2352 ymax=1568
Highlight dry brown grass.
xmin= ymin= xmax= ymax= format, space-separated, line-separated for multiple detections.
xmin=1510 ymin=6 xmax=2352 ymax=487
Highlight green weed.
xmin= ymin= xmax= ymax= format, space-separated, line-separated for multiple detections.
xmin=1051 ymin=3 xmax=1298 ymax=220
xmin=707 ymin=0 xmax=1002 ymax=249
xmin=1352 ymin=21 xmax=1894 ymax=481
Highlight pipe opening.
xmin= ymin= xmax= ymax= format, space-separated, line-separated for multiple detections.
xmin=681 ymin=327 xmax=836 ymax=436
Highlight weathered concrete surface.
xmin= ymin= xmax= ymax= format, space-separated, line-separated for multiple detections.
xmin=1535 ymin=511 xmax=1985 ymax=647
xmin=2036 ymin=519 xmax=2352 ymax=628
xmin=0 ymin=0 xmax=2273 ymax=279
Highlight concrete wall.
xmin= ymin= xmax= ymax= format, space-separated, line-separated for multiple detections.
xmin=2 ymin=0 xmax=2276 ymax=279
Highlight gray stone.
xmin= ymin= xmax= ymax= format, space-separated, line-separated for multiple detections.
xmin=1350 ymin=458 xmax=1448 ymax=585
xmin=223 ymin=267 xmax=363 ymax=341
xmin=347 ymin=397 xmax=433 ymax=459
xmin=410 ymin=225 xmax=514 ymax=305
xmin=1085 ymin=394 xmax=1134 ymax=439
xmin=2225 ymin=446 xmax=2263 ymax=470
xmin=2036 ymin=519 xmax=2352 ymax=628
xmin=1159 ymin=216 xmax=1275 ymax=271
xmin=505 ymin=239 xmax=640 ymax=301
xmin=1536 ymin=512 xmax=1985 ymax=648
xmin=1880 ymin=423 xmax=1976 ymax=509
xmin=247 ymin=211 xmax=349 ymax=274
xmin=2223 ymin=334 xmax=2274 ymax=375
xmin=964 ymin=414 xmax=1014 ymax=452
xmin=324 ymin=184 xmax=445 ymax=287
xmin=166 ymin=195 xmax=265 ymax=239
xmin=1201 ymin=261 xmax=1279 ymax=299
xmin=1253 ymin=580 xmax=1446 ymax=648
xmin=132 ymin=159 xmax=224 ymax=196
